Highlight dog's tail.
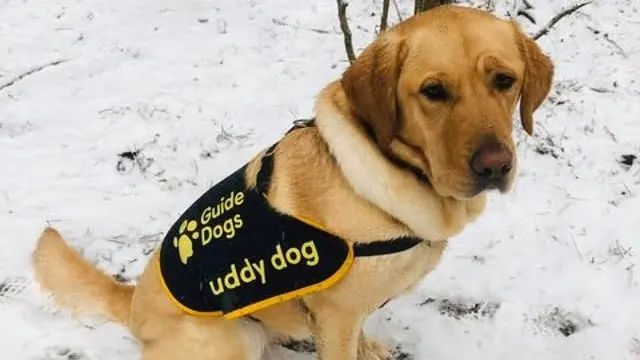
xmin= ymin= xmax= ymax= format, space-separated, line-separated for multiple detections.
xmin=31 ymin=227 xmax=134 ymax=326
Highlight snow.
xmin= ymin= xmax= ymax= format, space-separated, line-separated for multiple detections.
xmin=0 ymin=0 xmax=638 ymax=359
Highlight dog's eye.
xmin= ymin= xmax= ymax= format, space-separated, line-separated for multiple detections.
xmin=493 ymin=73 xmax=515 ymax=90
xmin=420 ymin=83 xmax=449 ymax=101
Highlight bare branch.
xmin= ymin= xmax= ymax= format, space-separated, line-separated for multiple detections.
xmin=380 ymin=0 xmax=391 ymax=34
xmin=507 ymin=0 xmax=536 ymax=23
xmin=533 ymin=2 xmax=591 ymax=40
xmin=0 ymin=60 xmax=67 ymax=93
xmin=414 ymin=0 xmax=423 ymax=15
xmin=392 ymin=0 xmax=403 ymax=22
xmin=337 ymin=0 xmax=356 ymax=63
xmin=517 ymin=9 xmax=537 ymax=24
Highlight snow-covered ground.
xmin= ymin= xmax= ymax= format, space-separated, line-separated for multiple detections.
xmin=1 ymin=0 xmax=639 ymax=359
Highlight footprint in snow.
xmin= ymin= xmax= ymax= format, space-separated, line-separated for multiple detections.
xmin=42 ymin=346 xmax=87 ymax=360
xmin=0 ymin=276 xmax=30 ymax=305
xmin=532 ymin=306 xmax=594 ymax=337
xmin=280 ymin=340 xmax=414 ymax=360
xmin=419 ymin=297 xmax=501 ymax=320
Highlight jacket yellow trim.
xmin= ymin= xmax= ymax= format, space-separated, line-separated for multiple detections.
xmin=157 ymin=244 xmax=354 ymax=319
xmin=156 ymin=212 xmax=354 ymax=319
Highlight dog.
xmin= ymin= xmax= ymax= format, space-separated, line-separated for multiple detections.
xmin=31 ymin=5 xmax=553 ymax=360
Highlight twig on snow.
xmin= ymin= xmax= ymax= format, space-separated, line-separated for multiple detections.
xmin=586 ymin=26 xmax=627 ymax=57
xmin=271 ymin=18 xmax=338 ymax=35
xmin=589 ymin=86 xmax=612 ymax=93
xmin=533 ymin=2 xmax=591 ymax=40
xmin=570 ymin=234 xmax=584 ymax=262
xmin=336 ymin=0 xmax=357 ymax=63
xmin=380 ymin=0 xmax=391 ymax=34
xmin=602 ymin=33 xmax=628 ymax=58
xmin=0 ymin=60 xmax=67 ymax=93
xmin=602 ymin=125 xmax=618 ymax=143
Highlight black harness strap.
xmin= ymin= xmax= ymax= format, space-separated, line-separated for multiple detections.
xmin=256 ymin=144 xmax=278 ymax=195
xmin=255 ymin=119 xmax=427 ymax=257
xmin=255 ymin=120 xmax=313 ymax=195
xmin=352 ymin=236 xmax=424 ymax=257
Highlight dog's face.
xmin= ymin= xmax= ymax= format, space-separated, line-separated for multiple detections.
xmin=341 ymin=6 xmax=554 ymax=200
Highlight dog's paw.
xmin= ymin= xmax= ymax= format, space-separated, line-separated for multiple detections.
xmin=358 ymin=337 xmax=391 ymax=360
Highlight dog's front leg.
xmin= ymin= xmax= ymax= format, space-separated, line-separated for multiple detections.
xmin=303 ymin=298 xmax=364 ymax=360
xmin=313 ymin=313 xmax=363 ymax=360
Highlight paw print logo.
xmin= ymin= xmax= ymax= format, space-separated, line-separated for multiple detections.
xmin=172 ymin=219 xmax=200 ymax=265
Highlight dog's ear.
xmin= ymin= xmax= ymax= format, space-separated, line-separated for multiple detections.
xmin=514 ymin=25 xmax=554 ymax=136
xmin=341 ymin=36 xmax=408 ymax=149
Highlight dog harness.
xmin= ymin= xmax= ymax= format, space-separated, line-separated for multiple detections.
xmin=158 ymin=120 xmax=427 ymax=319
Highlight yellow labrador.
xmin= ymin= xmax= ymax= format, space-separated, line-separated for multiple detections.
xmin=32 ymin=5 xmax=553 ymax=360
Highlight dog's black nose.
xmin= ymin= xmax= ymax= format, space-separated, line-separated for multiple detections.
xmin=469 ymin=141 xmax=513 ymax=182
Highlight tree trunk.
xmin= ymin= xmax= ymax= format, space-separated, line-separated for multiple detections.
xmin=414 ymin=0 xmax=454 ymax=14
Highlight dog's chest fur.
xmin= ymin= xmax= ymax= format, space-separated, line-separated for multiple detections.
xmin=260 ymin=128 xmax=450 ymax=309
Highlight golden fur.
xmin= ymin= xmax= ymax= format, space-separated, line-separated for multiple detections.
xmin=31 ymin=6 xmax=553 ymax=360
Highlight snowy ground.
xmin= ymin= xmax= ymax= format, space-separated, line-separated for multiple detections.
xmin=1 ymin=0 xmax=639 ymax=359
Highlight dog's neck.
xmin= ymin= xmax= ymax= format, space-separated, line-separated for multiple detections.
xmin=313 ymin=84 xmax=468 ymax=242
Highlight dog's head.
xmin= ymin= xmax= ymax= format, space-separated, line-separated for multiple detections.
xmin=341 ymin=6 xmax=554 ymax=200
